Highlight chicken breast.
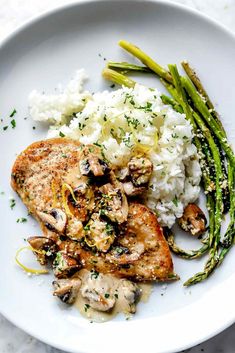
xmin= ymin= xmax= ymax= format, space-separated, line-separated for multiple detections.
xmin=69 ymin=203 xmax=174 ymax=281
xmin=11 ymin=138 xmax=175 ymax=282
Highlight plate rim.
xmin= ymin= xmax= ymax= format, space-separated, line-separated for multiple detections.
xmin=1 ymin=0 xmax=235 ymax=352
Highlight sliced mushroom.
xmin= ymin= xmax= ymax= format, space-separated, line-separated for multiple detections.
xmin=122 ymin=181 xmax=146 ymax=196
xmin=52 ymin=278 xmax=81 ymax=304
xmin=27 ymin=236 xmax=58 ymax=265
xmin=37 ymin=208 xmax=67 ymax=234
xmin=128 ymin=157 xmax=153 ymax=186
xmin=80 ymin=272 xmax=116 ymax=312
xmin=178 ymin=203 xmax=207 ymax=236
xmin=117 ymin=279 xmax=141 ymax=314
xmin=79 ymin=156 xmax=110 ymax=177
xmin=53 ymin=251 xmax=81 ymax=278
xmin=116 ymin=167 xmax=129 ymax=181
xmin=85 ymin=213 xmax=116 ymax=252
xmin=99 ymin=182 xmax=128 ymax=223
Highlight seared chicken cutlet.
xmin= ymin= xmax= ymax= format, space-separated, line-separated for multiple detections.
xmin=11 ymin=138 xmax=174 ymax=282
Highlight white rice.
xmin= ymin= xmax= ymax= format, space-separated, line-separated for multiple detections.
xmin=28 ymin=70 xmax=201 ymax=228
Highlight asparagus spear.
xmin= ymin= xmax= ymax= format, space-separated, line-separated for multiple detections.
xmin=181 ymin=76 xmax=235 ymax=165
xmin=181 ymin=62 xmax=230 ymax=211
xmin=220 ymin=161 xmax=235 ymax=248
xmin=165 ymin=228 xmax=209 ymax=259
xmin=181 ymin=60 xmax=225 ymax=132
xmin=107 ymin=61 xmax=152 ymax=73
xmin=118 ymin=40 xmax=172 ymax=83
xmin=184 ymin=112 xmax=224 ymax=286
xmin=161 ymin=94 xmax=183 ymax=113
xmin=167 ymin=65 xmax=223 ymax=286
xmin=102 ymin=68 xmax=136 ymax=88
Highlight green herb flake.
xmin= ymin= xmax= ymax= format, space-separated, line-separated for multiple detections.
xmin=10 ymin=119 xmax=16 ymax=129
xmin=90 ymin=270 xmax=99 ymax=279
xmin=16 ymin=217 xmax=27 ymax=223
xmin=10 ymin=198 xmax=16 ymax=210
xmin=84 ymin=304 xmax=90 ymax=312
xmin=114 ymin=293 xmax=119 ymax=299
xmin=172 ymin=196 xmax=178 ymax=207
xmin=59 ymin=131 xmax=65 ymax=137
xmin=104 ymin=293 xmax=110 ymax=298
xmin=3 ymin=126 xmax=8 ymax=131
xmin=10 ymin=109 xmax=17 ymax=118
xmin=125 ymin=115 xmax=140 ymax=129
xmin=105 ymin=223 xmax=114 ymax=235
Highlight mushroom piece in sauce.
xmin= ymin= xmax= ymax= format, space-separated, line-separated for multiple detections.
xmin=99 ymin=182 xmax=128 ymax=224
xmin=79 ymin=155 xmax=109 ymax=177
xmin=27 ymin=236 xmax=58 ymax=265
xmin=128 ymin=157 xmax=153 ymax=186
xmin=122 ymin=181 xmax=146 ymax=197
xmin=37 ymin=208 xmax=67 ymax=233
xmin=117 ymin=279 xmax=141 ymax=314
xmin=117 ymin=157 xmax=153 ymax=196
xmin=84 ymin=213 xmax=116 ymax=252
xmin=178 ymin=203 xmax=207 ymax=236
xmin=53 ymin=251 xmax=81 ymax=278
xmin=80 ymin=272 xmax=116 ymax=312
xmin=52 ymin=278 xmax=81 ymax=304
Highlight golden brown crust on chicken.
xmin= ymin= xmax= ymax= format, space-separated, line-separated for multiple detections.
xmin=11 ymin=138 xmax=101 ymax=240
xmin=11 ymin=138 xmax=174 ymax=282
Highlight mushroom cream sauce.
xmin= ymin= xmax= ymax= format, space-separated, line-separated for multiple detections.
xmin=75 ymin=270 xmax=152 ymax=322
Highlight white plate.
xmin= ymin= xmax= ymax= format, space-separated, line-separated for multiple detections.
xmin=0 ymin=1 xmax=235 ymax=352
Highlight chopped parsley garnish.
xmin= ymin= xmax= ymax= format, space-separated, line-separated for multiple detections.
xmin=100 ymin=209 xmax=106 ymax=216
xmin=84 ymin=304 xmax=90 ymax=312
xmin=114 ymin=293 xmax=119 ymax=299
xmin=124 ymin=93 xmax=135 ymax=106
xmin=59 ymin=131 xmax=65 ymax=137
xmin=3 ymin=126 xmax=8 ymax=131
xmin=10 ymin=198 xmax=16 ymax=210
xmin=16 ymin=217 xmax=27 ymax=223
xmin=125 ymin=114 xmax=140 ymax=129
xmin=110 ymin=84 xmax=115 ymax=88
xmin=138 ymin=101 xmax=152 ymax=112
xmin=10 ymin=119 xmax=16 ymax=129
xmin=172 ymin=196 xmax=178 ymax=207
xmin=9 ymin=109 xmax=17 ymax=118
xmin=90 ymin=270 xmax=99 ymax=279
xmin=104 ymin=293 xmax=110 ymax=298
xmin=105 ymin=223 xmax=114 ymax=235
xmin=32 ymin=126 xmax=36 ymax=130
xmin=78 ymin=122 xmax=86 ymax=130
xmin=172 ymin=133 xmax=179 ymax=139
xmin=122 ymin=134 xmax=133 ymax=148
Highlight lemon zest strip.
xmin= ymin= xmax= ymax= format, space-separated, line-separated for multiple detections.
xmin=15 ymin=246 xmax=48 ymax=275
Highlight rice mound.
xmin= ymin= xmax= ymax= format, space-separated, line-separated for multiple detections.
xmin=29 ymin=70 xmax=201 ymax=228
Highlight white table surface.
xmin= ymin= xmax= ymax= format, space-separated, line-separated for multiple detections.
xmin=0 ymin=0 xmax=234 ymax=352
